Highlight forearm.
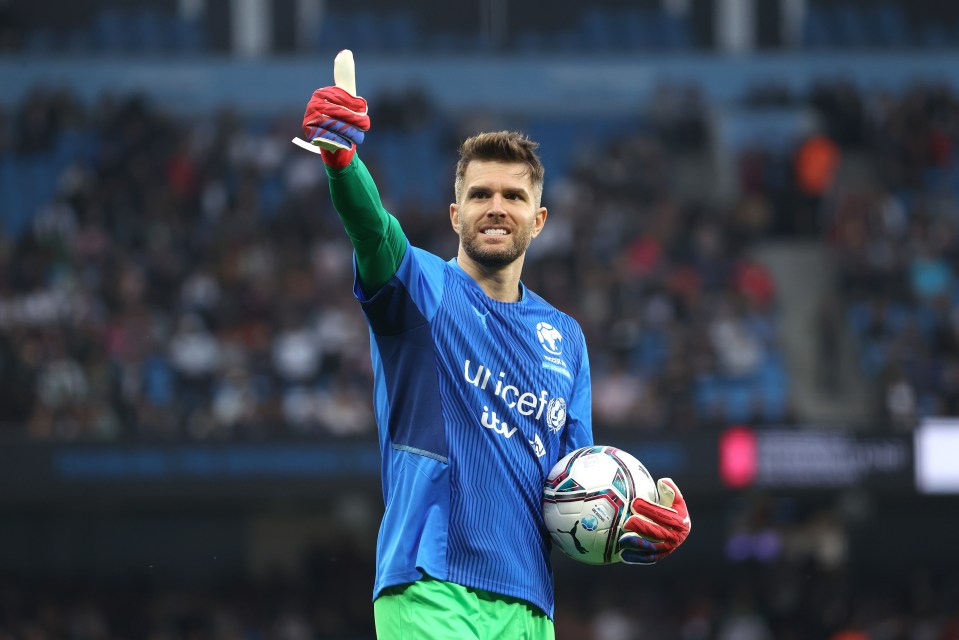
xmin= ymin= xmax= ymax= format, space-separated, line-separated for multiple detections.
xmin=327 ymin=155 xmax=407 ymax=294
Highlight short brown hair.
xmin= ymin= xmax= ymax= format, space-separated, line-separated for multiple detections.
xmin=454 ymin=131 xmax=545 ymax=206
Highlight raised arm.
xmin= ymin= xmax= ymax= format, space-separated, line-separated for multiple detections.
xmin=295 ymin=50 xmax=407 ymax=296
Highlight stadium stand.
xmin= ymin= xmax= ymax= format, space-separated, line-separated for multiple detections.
xmin=2 ymin=2 xmax=959 ymax=638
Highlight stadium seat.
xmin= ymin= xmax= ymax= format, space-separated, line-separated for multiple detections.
xmin=170 ymin=16 xmax=205 ymax=53
xmin=352 ymin=11 xmax=381 ymax=53
xmin=802 ymin=7 xmax=833 ymax=49
xmin=833 ymin=5 xmax=869 ymax=49
xmin=693 ymin=376 xmax=721 ymax=416
xmin=722 ymin=382 xmax=755 ymax=424
xmin=871 ymin=4 xmax=910 ymax=48
xmin=761 ymin=382 xmax=788 ymax=422
xmin=581 ymin=9 xmax=626 ymax=51
xmin=382 ymin=13 xmax=417 ymax=52
xmin=622 ymin=9 xmax=657 ymax=51
xmin=93 ymin=8 xmax=131 ymax=52
xmin=132 ymin=9 xmax=168 ymax=53
xmin=660 ymin=12 xmax=692 ymax=51
xmin=633 ymin=329 xmax=669 ymax=376
xmin=0 ymin=157 xmax=25 ymax=236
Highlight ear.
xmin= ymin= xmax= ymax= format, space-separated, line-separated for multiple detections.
xmin=530 ymin=206 xmax=547 ymax=238
xmin=450 ymin=202 xmax=461 ymax=234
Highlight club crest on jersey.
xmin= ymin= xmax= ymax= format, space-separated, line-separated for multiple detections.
xmin=536 ymin=322 xmax=563 ymax=355
xmin=535 ymin=321 xmax=571 ymax=379
xmin=545 ymin=398 xmax=567 ymax=432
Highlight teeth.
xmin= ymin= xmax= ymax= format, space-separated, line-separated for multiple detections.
xmin=484 ymin=229 xmax=507 ymax=235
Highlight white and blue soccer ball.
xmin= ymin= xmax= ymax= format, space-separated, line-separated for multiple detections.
xmin=543 ymin=445 xmax=659 ymax=565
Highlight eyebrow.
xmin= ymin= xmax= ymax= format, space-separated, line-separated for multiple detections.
xmin=466 ymin=185 xmax=529 ymax=200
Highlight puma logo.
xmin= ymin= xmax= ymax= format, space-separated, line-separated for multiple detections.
xmin=472 ymin=305 xmax=490 ymax=330
xmin=557 ymin=520 xmax=588 ymax=555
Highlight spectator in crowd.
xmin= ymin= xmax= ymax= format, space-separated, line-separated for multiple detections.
xmin=5 ymin=80 xmax=959 ymax=439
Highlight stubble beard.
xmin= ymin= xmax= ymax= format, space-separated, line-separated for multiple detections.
xmin=460 ymin=224 xmax=534 ymax=269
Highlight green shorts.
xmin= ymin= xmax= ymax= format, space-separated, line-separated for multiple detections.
xmin=373 ymin=575 xmax=555 ymax=640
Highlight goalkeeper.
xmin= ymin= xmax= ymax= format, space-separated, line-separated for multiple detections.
xmin=298 ymin=50 xmax=691 ymax=639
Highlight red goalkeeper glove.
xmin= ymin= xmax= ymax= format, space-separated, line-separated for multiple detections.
xmin=297 ymin=50 xmax=370 ymax=170
xmin=618 ymin=478 xmax=690 ymax=565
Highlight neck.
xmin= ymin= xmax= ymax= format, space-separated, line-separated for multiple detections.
xmin=456 ymin=250 xmax=525 ymax=302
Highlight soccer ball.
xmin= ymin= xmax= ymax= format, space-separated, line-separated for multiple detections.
xmin=543 ymin=445 xmax=659 ymax=565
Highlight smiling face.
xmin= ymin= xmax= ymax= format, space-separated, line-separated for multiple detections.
xmin=450 ymin=159 xmax=547 ymax=270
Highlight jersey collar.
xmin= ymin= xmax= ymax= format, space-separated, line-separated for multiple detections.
xmin=447 ymin=257 xmax=528 ymax=303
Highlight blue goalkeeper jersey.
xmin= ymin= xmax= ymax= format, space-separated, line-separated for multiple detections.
xmin=355 ymin=243 xmax=593 ymax=619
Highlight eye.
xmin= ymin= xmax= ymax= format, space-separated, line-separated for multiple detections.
xmin=470 ymin=189 xmax=490 ymax=200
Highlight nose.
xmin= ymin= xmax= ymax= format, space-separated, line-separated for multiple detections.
xmin=487 ymin=193 xmax=506 ymax=215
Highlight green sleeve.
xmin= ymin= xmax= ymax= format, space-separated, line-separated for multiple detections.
xmin=326 ymin=155 xmax=408 ymax=295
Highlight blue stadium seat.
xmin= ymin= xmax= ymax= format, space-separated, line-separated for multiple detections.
xmin=258 ymin=174 xmax=284 ymax=218
xmin=622 ymin=9 xmax=657 ymax=51
xmin=660 ymin=12 xmax=692 ymax=51
xmin=313 ymin=13 xmax=345 ymax=52
xmin=846 ymin=301 xmax=870 ymax=337
xmin=632 ymin=329 xmax=669 ymax=376
xmin=370 ymin=131 xmax=411 ymax=201
xmin=132 ymin=9 xmax=168 ymax=53
xmin=352 ymin=11 xmax=380 ymax=53
xmin=144 ymin=355 xmax=174 ymax=407
xmin=581 ymin=8 xmax=626 ymax=51
xmin=0 ymin=157 xmax=26 ymax=236
xmin=524 ymin=121 xmax=574 ymax=176
xmin=802 ymin=7 xmax=833 ymax=49
xmin=871 ymin=4 xmax=910 ymax=48
xmin=918 ymin=393 xmax=939 ymax=418
xmin=382 ymin=13 xmax=417 ymax=52
xmin=833 ymin=5 xmax=869 ymax=49
xmin=170 ymin=16 xmax=205 ymax=53
xmin=93 ymin=8 xmax=131 ymax=52
xmin=758 ymin=354 xmax=788 ymax=422
xmin=693 ymin=376 xmax=721 ymax=415
xmin=759 ymin=353 xmax=787 ymax=387
xmin=26 ymin=155 xmax=55 ymax=222
xmin=885 ymin=303 xmax=911 ymax=334
xmin=859 ymin=341 xmax=887 ymax=377
xmin=723 ymin=383 xmax=754 ymax=424
xmin=922 ymin=166 xmax=948 ymax=190
xmin=913 ymin=305 xmax=938 ymax=341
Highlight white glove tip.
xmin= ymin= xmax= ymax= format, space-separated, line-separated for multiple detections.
xmin=334 ymin=49 xmax=357 ymax=96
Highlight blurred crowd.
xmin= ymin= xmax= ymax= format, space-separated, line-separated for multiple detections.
xmin=0 ymin=82 xmax=791 ymax=441
xmin=1 ymin=79 xmax=958 ymax=441
xmin=738 ymin=81 xmax=959 ymax=430
xmin=0 ymin=91 xmax=378 ymax=440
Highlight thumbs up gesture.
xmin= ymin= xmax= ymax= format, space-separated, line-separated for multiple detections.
xmin=297 ymin=50 xmax=370 ymax=169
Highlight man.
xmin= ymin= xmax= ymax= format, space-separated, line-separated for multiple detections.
xmin=298 ymin=51 xmax=690 ymax=639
